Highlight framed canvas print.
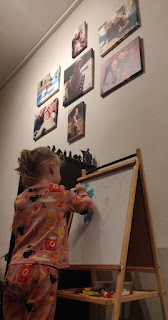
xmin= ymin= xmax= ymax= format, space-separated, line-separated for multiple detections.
xmin=34 ymin=98 xmax=58 ymax=141
xmin=72 ymin=22 xmax=87 ymax=58
xmin=37 ymin=66 xmax=61 ymax=107
xmin=67 ymin=102 xmax=85 ymax=143
xmin=98 ymin=0 xmax=140 ymax=57
xmin=100 ymin=37 xmax=142 ymax=97
xmin=63 ymin=48 xmax=94 ymax=107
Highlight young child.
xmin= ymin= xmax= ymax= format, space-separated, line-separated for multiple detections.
xmin=3 ymin=146 xmax=94 ymax=320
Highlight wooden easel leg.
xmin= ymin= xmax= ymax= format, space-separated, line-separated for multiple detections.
xmin=156 ymin=269 xmax=168 ymax=320
xmin=112 ymin=268 xmax=125 ymax=320
xmin=91 ymin=271 xmax=99 ymax=320
xmin=112 ymin=160 xmax=140 ymax=320
xmin=136 ymin=149 xmax=168 ymax=320
xmin=91 ymin=270 xmax=97 ymax=287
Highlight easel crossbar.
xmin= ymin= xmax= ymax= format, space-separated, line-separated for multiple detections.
xmin=77 ymin=159 xmax=136 ymax=183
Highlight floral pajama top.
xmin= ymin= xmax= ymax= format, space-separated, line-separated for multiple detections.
xmin=10 ymin=183 xmax=93 ymax=269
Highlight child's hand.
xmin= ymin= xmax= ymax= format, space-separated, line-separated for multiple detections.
xmin=75 ymin=183 xmax=86 ymax=193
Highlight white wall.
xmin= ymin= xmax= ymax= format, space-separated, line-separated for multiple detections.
xmin=0 ymin=0 xmax=168 ymax=318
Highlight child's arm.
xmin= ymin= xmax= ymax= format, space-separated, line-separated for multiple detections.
xmin=65 ymin=183 xmax=94 ymax=215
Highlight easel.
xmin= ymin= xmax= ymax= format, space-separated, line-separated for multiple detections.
xmin=57 ymin=148 xmax=168 ymax=320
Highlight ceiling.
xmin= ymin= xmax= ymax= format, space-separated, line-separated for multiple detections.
xmin=0 ymin=0 xmax=82 ymax=89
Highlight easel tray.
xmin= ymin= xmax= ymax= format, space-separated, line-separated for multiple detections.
xmin=57 ymin=289 xmax=165 ymax=306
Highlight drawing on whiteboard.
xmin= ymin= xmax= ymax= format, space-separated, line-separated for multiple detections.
xmin=69 ymin=184 xmax=95 ymax=251
xmin=69 ymin=219 xmax=89 ymax=251
xmin=95 ymin=177 xmax=121 ymax=227
xmin=69 ymin=167 xmax=134 ymax=265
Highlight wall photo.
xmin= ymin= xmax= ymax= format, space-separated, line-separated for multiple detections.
xmin=63 ymin=48 xmax=94 ymax=107
xmin=98 ymin=0 xmax=140 ymax=57
xmin=34 ymin=98 xmax=58 ymax=141
xmin=72 ymin=22 xmax=87 ymax=58
xmin=67 ymin=102 xmax=85 ymax=143
xmin=100 ymin=37 xmax=142 ymax=97
xmin=37 ymin=66 xmax=61 ymax=107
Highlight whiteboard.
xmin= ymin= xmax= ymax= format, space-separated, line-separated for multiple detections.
xmin=68 ymin=166 xmax=134 ymax=266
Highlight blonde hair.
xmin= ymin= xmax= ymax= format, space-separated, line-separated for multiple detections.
xmin=15 ymin=147 xmax=62 ymax=187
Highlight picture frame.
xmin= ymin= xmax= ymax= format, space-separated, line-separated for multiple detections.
xmin=67 ymin=102 xmax=85 ymax=143
xmin=98 ymin=0 xmax=140 ymax=57
xmin=34 ymin=98 xmax=58 ymax=141
xmin=100 ymin=37 xmax=142 ymax=97
xmin=72 ymin=22 xmax=87 ymax=58
xmin=63 ymin=48 xmax=94 ymax=107
xmin=37 ymin=66 xmax=61 ymax=107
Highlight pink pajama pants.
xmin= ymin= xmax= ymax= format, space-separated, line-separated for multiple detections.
xmin=3 ymin=264 xmax=58 ymax=320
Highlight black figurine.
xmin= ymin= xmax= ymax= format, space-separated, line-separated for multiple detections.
xmin=69 ymin=151 xmax=72 ymax=158
xmin=63 ymin=150 xmax=67 ymax=157
xmin=52 ymin=145 xmax=56 ymax=153
xmin=77 ymin=155 xmax=82 ymax=161
xmin=73 ymin=154 xmax=78 ymax=160
xmin=56 ymin=149 xmax=62 ymax=155
xmin=80 ymin=148 xmax=92 ymax=165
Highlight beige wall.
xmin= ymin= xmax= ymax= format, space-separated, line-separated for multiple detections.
xmin=0 ymin=0 xmax=168 ymax=318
